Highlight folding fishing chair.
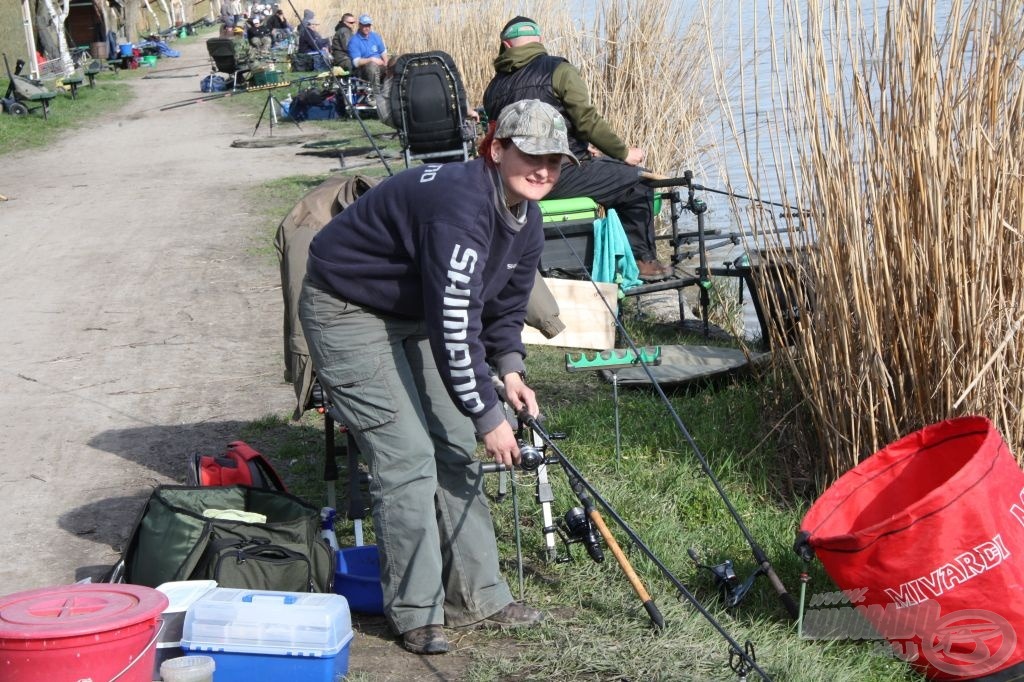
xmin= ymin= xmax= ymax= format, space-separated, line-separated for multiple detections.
xmin=206 ymin=36 xmax=254 ymax=90
xmin=390 ymin=51 xmax=476 ymax=167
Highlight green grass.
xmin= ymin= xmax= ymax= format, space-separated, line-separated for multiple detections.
xmin=234 ymin=172 xmax=919 ymax=681
xmin=0 ymin=76 xmax=134 ymax=154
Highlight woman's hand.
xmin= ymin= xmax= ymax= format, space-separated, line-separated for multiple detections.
xmin=482 ymin=421 xmax=519 ymax=469
xmin=501 ymin=371 xmax=538 ymax=417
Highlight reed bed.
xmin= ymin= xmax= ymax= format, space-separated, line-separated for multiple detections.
xmin=711 ymin=0 xmax=1024 ymax=483
xmin=297 ymin=0 xmax=708 ymax=176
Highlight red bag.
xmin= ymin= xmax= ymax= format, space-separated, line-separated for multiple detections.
xmin=797 ymin=416 xmax=1024 ymax=680
xmin=192 ymin=441 xmax=287 ymax=492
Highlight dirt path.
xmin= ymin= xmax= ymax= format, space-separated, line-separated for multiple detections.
xmin=0 ymin=37 xmax=472 ymax=680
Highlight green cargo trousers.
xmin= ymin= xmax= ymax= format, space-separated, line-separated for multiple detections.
xmin=299 ymin=279 xmax=514 ymax=633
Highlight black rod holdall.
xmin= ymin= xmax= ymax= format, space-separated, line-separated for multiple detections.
xmin=109 ymin=485 xmax=334 ymax=593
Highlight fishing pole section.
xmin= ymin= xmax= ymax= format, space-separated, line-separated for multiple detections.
xmin=482 ymin=400 xmax=771 ymax=681
xmin=529 ymin=170 xmax=803 ymax=617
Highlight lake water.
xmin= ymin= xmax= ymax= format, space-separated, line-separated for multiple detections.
xmin=637 ymin=0 xmax=958 ymax=338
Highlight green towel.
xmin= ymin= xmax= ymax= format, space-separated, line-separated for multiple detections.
xmin=592 ymin=209 xmax=643 ymax=290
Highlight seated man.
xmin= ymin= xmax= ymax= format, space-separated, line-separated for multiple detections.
xmin=347 ymin=14 xmax=387 ymax=96
xmin=247 ymin=15 xmax=272 ymax=53
xmin=330 ymin=13 xmax=356 ymax=71
xmin=265 ymin=7 xmax=291 ymax=46
xmin=483 ymin=17 xmax=670 ymax=281
xmin=297 ymin=9 xmax=328 ymax=54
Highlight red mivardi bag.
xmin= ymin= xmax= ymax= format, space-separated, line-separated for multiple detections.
xmin=796 ymin=416 xmax=1024 ymax=680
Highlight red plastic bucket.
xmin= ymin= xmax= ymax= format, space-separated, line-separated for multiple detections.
xmin=798 ymin=416 xmax=1024 ymax=680
xmin=0 ymin=583 xmax=168 ymax=682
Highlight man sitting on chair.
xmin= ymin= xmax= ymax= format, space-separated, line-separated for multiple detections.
xmin=266 ymin=7 xmax=291 ymax=47
xmin=483 ymin=17 xmax=671 ymax=281
xmin=330 ymin=13 xmax=357 ymax=72
xmin=347 ymin=14 xmax=388 ymax=97
xmin=297 ymin=9 xmax=328 ymax=53
xmin=248 ymin=15 xmax=273 ymax=54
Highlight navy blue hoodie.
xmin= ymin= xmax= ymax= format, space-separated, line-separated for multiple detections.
xmin=306 ymin=158 xmax=542 ymax=435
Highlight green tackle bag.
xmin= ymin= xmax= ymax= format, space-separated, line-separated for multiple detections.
xmin=112 ymin=485 xmax=334 ymax=593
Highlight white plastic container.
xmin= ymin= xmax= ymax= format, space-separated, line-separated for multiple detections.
xmin=160 ymin=655 xmax=216 ymax=682
xmin=153 ymin=580 xmax=219 ymax=680
xmin=181 ymin=588 xmax=353 ymax=682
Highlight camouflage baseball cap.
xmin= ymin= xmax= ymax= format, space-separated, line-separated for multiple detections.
xmin=494 ymin=99 xmax=579 ymax=166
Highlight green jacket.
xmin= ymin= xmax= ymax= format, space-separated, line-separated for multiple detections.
xmin=492 ymin=42 xmax=628 ymax=161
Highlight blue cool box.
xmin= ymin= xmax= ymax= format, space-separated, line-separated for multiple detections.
xmin=181 ymin=588 xmax=352 ymax=682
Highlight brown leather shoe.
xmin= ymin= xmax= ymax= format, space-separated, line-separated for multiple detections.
xmin=479 ymin=602 xmax=545 ymax=629
xmin=636 ymin=259 xmax=672 ymax=281
xmin=401 ymin=624 xmax=449 ymax=654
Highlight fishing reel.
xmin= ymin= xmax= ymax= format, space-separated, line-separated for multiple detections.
xmin=505 ymin=439 xmax=603 ymax=563
xmin=554 ymin=506 xmax=605 ymax=564
xmin=688 ymin=549 xmax=764 ymax=610
xmin=517 ymin=442 xmax=545 ymax=471
xmin=479 ymin=441 xmax=553 ymax=475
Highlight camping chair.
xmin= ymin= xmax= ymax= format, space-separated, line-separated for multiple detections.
xmin=2 ymin=54 xmax=57 ymax=119
xmin=206 ymin=37 xmax=253 ymax=90
xmin=391 ymin=51 xmax=476 ymax=167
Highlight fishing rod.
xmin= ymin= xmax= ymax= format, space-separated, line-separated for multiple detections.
xmin=140 ymin=61 xmax=208 ymax=74
xmin=641 ymin=170 xmax=808 ymax=214
xmin=487 ymin=433 xmax=666 ymax=630
xmin=342 ymin=81 xmax=393 ymax=176
xmin=157 ymin=73 xmax=327 ymax=111
xmin=548 ymin=170 xmax=800 ymax=621
xmin=513 ymin=409 xmax=772 ymax=680
xmin=158 ymin=79 xmax=296 ymax=110
xmin=262 ymin=1 xmax=392 ymax=175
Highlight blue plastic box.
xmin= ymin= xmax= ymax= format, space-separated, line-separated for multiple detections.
xmin=334 ymin=546 xmax=384 ymax=614
xmin=280 ymin=100 xmax=339 ymax=122
xmin=181 ymin=588 xmax=352 ymax=682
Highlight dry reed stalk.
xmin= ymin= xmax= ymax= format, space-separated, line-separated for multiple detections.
xmin=716 ymin=0 xmax=1024 ymax=482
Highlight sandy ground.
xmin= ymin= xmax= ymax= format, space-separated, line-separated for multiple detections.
xmin=0 ymin=37 xmax=474 ymax=680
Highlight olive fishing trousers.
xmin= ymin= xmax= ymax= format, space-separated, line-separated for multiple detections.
xmin=298 ymin=278 xmax=513 ymax=633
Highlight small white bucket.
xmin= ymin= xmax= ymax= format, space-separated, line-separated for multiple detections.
xmin=160 ymin=655 xmax=216 ymax=682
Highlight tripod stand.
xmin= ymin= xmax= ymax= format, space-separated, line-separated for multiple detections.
xmin=252 ymin=86 xmax=302 ymax=137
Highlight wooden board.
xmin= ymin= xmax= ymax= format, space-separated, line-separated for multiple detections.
xmin=522 ymin=278 xmax=618 ymax=350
